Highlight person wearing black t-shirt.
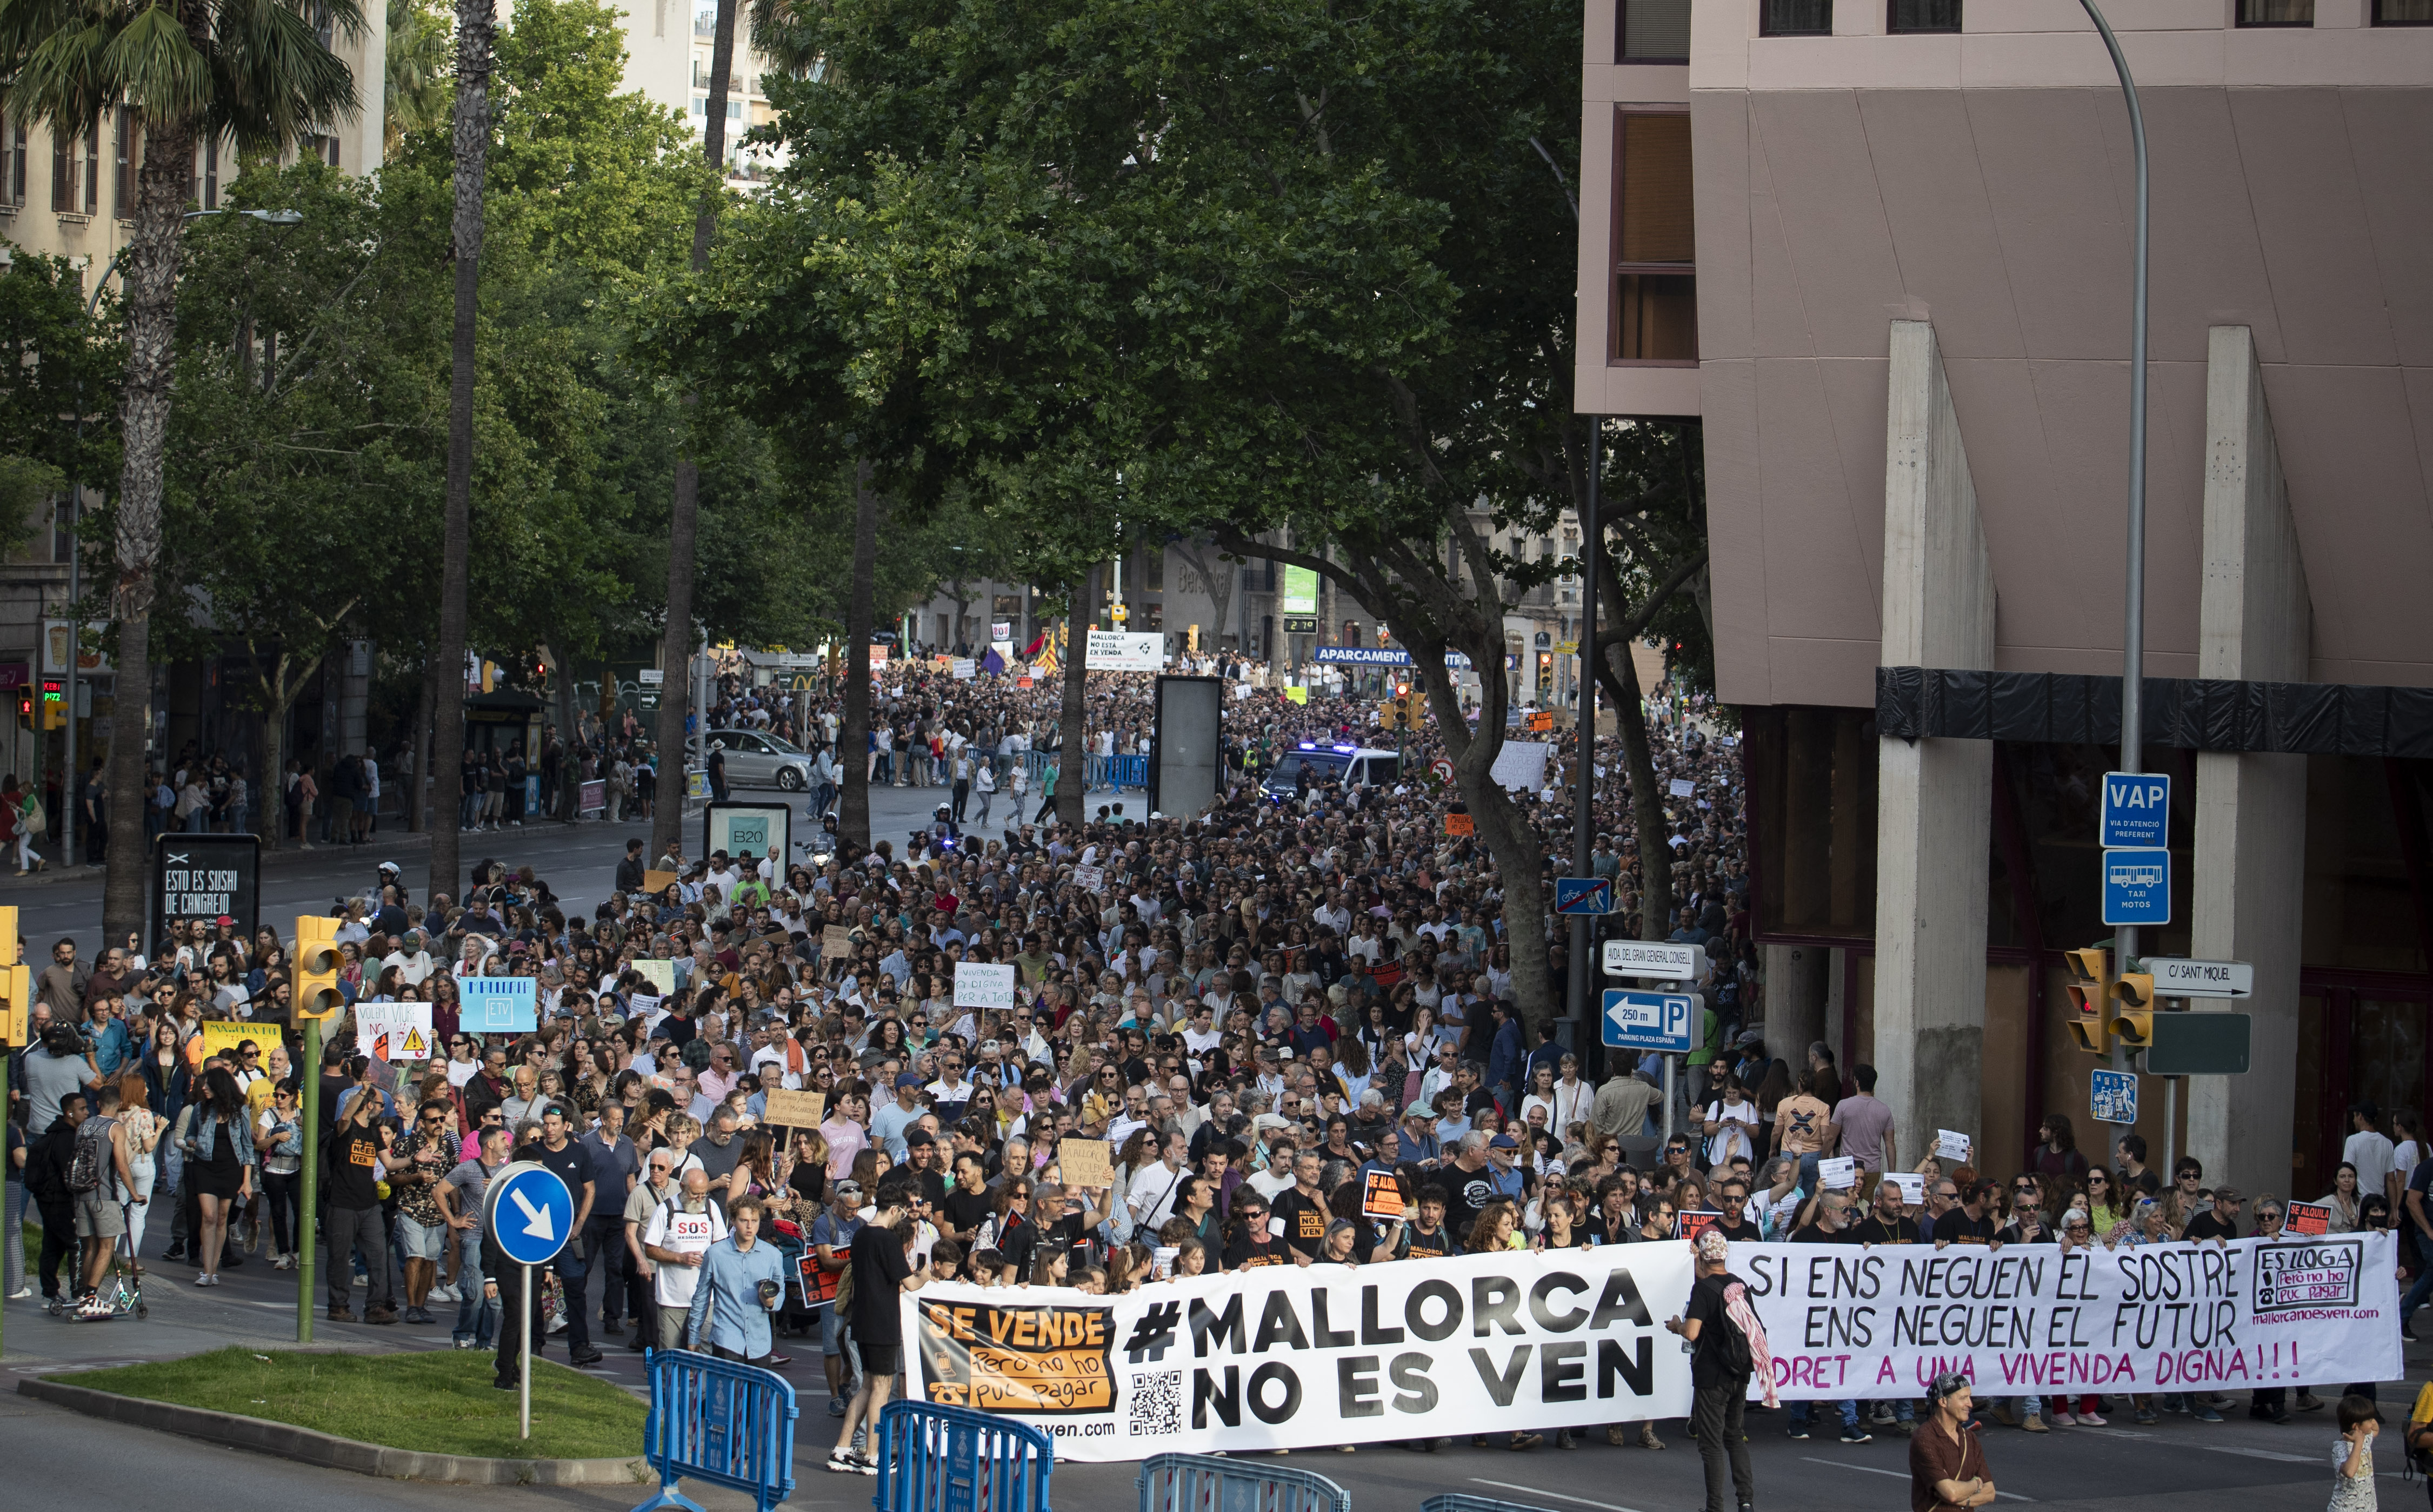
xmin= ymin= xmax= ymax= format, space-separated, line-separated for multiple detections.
xmin=902 ymin=1131 xmax=950 ymax=1210
xmin=1392 ymin=1187 xmax=1463 ymax=1260
xmin=1710 ymin=1180 xmax=1764 ymax=1243
xmin=2183 ymin=1187 xmax=2245 ymax=1242
xmin=1032 ymin=1181 xmax=1111 ymax=1273
xmin=1221 ymin=1195 xmax=1297 ymax=1270
xmin=1787 ymin=1193 xmax=1870 ymax=1444
xmin=1850 ymin=1179 xmax=1923 ymax=1246
xmin=834 ymin=1175 xmax=931 ymax=1474
xmin=533 ymin=1106 xmax=604 ymax=1366
xmin=1271 ymin=1151 xmax=1332 ymax=1260
xmin=1667 ymin=1232 xmax=1756 ymax=1512
xmin=1933 ymin=1179 xmax=2001 ymax=1247
xmin=941 ymin=1153 xmax=995 ymax=1245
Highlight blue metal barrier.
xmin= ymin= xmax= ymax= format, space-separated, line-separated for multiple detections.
xmin=633 ymin=1347 xmax=799 ymax=1512
xmin=1108 ymin=755 xmax=1148 ymax=790
xmin=873 ymin=1401 xmax=1055 ymax=1512
xmin=1421 ymin=1496 xmax=1563 ymax=1512
xmin=1135 ymin=1452 xmax=1349 ymax=1512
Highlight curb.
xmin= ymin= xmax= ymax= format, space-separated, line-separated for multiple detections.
xmin=18 ymin=1376 xmax=652 ymax=1486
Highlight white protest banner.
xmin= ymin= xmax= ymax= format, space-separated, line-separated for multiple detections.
xmin=355 ymin=1002 xmax=435 ymax=1061
xmin=1086 ymin=631 xmax=1166 ymax=672
xmin=954 ymin=961 xmax=1018 ymax=1012
xmin=1736 ymin=1233 xmax=2400 ymax=1403
xmin=905 ymin=1247 xmax=1693 ymax=1461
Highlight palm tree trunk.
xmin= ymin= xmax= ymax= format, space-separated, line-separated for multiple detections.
xmin=838 ymin=465 xmax=879 ymax=849
xmin=99 ymin=117 xmax=198 ymax=944
xmin=651 ymin=0 xmax=740 ymax=864
xmin=432 ymin=0 xmax=497 ymax=907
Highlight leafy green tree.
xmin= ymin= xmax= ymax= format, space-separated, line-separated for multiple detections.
xmin=2 ymin=0 xmax=359 ymax=934
xmin=385 ymin=0 xmax=454 ymax=155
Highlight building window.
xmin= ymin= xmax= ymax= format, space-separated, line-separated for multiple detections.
xmin=1758 ymin=0 xmax=1831 ymax=35
xmin=113 ymin=107 xmax=138 ymax=220
xmin=202 ymin=133 xmax=219 ymax=209
xmin=2372 ymin=0 xmax=2429 ymax=19
xmin=3 ymin=125 xmax=25 ymax=209
xmin=54 ymin=128 xmax=97 ymax=215
xmin=2235 ymin=0 xmax=2313 ymax=21
xmin=1617 ymin=0 xmax=1690 ymax=62
xmin=1609 ymin=110 xmax=1696 ymax=364
xmin=1889 ymin=0 xmax=1960 ymax=31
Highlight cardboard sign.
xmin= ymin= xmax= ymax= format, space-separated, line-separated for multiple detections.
xmin=763 ymin=1088 xmax=827 ymax=1130
xmin=1818 ymin=1156 xmax=1857 ymax=1191
xmin=1058 ymin=1137 xmax=1114 ymax=1190
xmin=196 ymin=1020 xmax=274 ymax=1067
xmin=642 ymin=869 xmax=679 ymax=894
xmin=1359 ymin=1168 xmax=1408 ymax=1221
xmin=1444 ymin=813 xmax=1475 ymax=836
xmin=1934 ymin=1129 xmax=1972 ymax=1163
xmin=822 ymin=926 xmax=852 ymax=959
xmin=2285 ymin=1200 xmax=2334 ymax=1237
xmin=633 ymin=959 xmax=678 ymax=995
xmin=1677 ymin=1209 xmax=1725 ymax=1243
xmin=955 ymin=961 xmax=1017 ymax=1012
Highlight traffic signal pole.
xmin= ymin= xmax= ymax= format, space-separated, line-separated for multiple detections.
xmin=296 ymin=1015 xmax=319 ymax=1343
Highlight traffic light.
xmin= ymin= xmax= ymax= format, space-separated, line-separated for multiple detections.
xmin=2108 ymin=971 xmax=2157 ymax=1049
xmin=39 ymin=678 xmax=64 ymax=730
xmin=1402 ymin=688 xmax=1428 ymax=727
xmin=0 ymin=905 xmax=23 ymax=1046
xmin=295 ymin=914 xmax=345 ymax=1019
xmin=2063 ymin=947 xmax=2112 ymax=1054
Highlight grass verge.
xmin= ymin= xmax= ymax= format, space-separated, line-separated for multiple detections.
xmin=57 ymin=1346 xmax=648 ymax=1461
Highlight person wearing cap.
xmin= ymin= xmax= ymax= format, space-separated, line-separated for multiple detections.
xmin=2185 ymin=1185 xmax=2245 ymax=1242
xmin=1667 ymin=1229 xmax=1762 ymax=1512
xmin=1912 ymin=1372 xmax=1997 ymax=1510
xmin=1483 ymin=1132 xmax=1527 ymax=1202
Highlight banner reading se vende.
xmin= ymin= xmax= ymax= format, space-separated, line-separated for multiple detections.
xmin=903 ymin=1235 xmax=2400 ymax=1462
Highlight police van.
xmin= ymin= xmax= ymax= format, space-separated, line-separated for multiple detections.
xmin=1261 ymin=742 xmax=1403 ymax=801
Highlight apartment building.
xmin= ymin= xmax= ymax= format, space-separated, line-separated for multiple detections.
xmin=1574 ymin=0 xmax=2433 ymax=1197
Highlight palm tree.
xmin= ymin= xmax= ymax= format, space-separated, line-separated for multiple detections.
xmin=1 ymin=0 xmax=361 ymax=941
xmin=384 ymin=0 xmax=451 ymax=155
xmin=430 ymin=0 xmax=493 ymax=904
xmin=649 ymin=0 xmax=740 ymax=863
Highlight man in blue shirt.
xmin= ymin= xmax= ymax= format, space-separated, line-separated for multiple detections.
xmin=682 ymin=1193 xmax=789 ymax=1365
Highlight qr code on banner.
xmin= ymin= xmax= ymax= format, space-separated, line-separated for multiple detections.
xmin=1128 ymin=1370 xmax=1183 ymax=1438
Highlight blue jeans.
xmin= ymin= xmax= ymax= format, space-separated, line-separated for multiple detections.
xmin=2400 ymin=1249 xmax=2433 ymax=1338
xmin=454 ymin=1230 xmax=496 ymax=1346
xmin=1791 ymin=1399 xmax=1859 ymax=1434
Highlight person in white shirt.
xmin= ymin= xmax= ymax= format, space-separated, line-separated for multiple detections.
xmin=382 ymin=932 xmax=438 ymax=988
xmin=2344 ymin=1103 xmax=2398 ymax=1210
xmin=641 ymin=1169 xmax=729 ymax=1340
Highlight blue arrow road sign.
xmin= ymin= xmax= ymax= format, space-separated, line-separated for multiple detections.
xmin=1602 ymin=990 xmax=1699 ymax=1053
xmin=483 ymin=1160 xmax=575 ymax=1268
xmin=2102 ymin=846 xmax=2172 ymax=926
xmin=2101 ymin=771 xmax=2170 ymax=848
xmin=2090 ymin=1069 xmax=2138 ymax=1126
xmin=1555 ymin=878 xmax=1613 ymax=915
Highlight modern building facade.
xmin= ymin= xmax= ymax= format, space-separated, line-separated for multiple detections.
xmin=1576 ymin=0 xmax=2433 ymax=1200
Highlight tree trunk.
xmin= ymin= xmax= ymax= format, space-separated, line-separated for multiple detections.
xmin=839 ymin=465 xmax=879 ymax=849
xmin=258 ymin=657 xmax=289 ymax=853
xmin=99 ymin=116 xmax=199 ymax=944
xmin=551 ymin=659 xmax=577 ymax=823
xmin=433 ymin=0 xmax=497 ymax=908
xmin=1594 ymin=635 xmax=1671 ymax=942
xmin=651 ymin=0 xmax=738 ymax=863
xmin=1056 ymin=601 xmax=1088 ymax=829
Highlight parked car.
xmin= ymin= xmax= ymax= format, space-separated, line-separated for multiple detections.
xmin=708 ymin=728 xmax=815 ymax=791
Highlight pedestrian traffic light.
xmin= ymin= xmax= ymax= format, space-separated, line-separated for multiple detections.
xmin=38 ymin=678 xmax=64 ymax=730
xmin=0 ymin=905 xmax=23 ymax=1046
xmin=2108 ymin=971 xmax=2157 ymax=1049
xmin=2064 ymin=946 xmax=2112 ymax=1054
xmin=294 ymin=914 xmax=345 ymax=1019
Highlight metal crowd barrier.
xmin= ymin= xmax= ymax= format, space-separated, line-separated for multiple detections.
xmin=1422 ymin=1496 xmax=1564 ymax=1512
xmin=1135 ymin=1452 xmax=1350 ymax=1512
xmin=874 ymin=1400 xmax=1055 ymax=1512
xmin=632 ymin=1347 xmax=799 ymax=1512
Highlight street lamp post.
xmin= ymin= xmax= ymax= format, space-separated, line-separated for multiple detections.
xmin=2077 ymin=1 xmax=2150 ymax=1072
xmin=62 ymin=208 xmax=301 ymax=868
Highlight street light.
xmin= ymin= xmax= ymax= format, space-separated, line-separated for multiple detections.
xmin=61 ymin=206 xmax=303 ymax=866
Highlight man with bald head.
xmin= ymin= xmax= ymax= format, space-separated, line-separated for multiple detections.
xmin=642 ymin=1168 xmax=729 ymax=1352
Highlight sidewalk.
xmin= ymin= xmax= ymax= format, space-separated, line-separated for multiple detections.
xmin=0 ymin=826 xmax=441 ymax=895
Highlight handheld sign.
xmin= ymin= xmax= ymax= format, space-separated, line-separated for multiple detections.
xmin=763 ymin=1089 xmax=827 ymax=1131
xmin=1359 ymin=1169 xmax=1408 ymax=1221
xmin=462 ymin=975 xmax=538 ymax=1034
xmin=1058 ymin=1138 xmax=1114 ymax=1190
xmin=1890 ymin=1173 xmax=1927 ymax=1207
xmin=2284 ymin=1201 xmax=2334 ymax=1237
xmin=1818 ymin=1156 xmax=1857 ymax=1191
xmin=1934 ymin=1129 xmax=1972 ymax=1163
xmin=482 ymin=1161 xmax=575 ymax=1268
xmin=954 ymin=962 xmax=1017 ymax=1012
xmin=1677 ymin=1209 xmax=1725 ymax=1243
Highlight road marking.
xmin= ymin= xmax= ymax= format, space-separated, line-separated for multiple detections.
xmin=2204 ymin=1445 xmax=2317 ymax=1464
xmin=1470 ymin=1480 xmax=1647 ymax=1512
xmin=2072 ymin=1426 xmax=2156 ymax=1440
xmin=1801 ymin=1457 xmax=2034 ymax=1501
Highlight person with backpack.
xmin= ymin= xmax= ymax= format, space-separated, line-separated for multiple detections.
xmin=69 ymin=1080 xmax=145 ymax=1317
xmin=26 ymin=1096 xmax=88 ymax=1304
xmin=1667 ymin=1228 xmax=1775 ymax=1512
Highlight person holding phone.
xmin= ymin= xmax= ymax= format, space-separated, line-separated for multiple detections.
xmin=831 ymin=1174 xmax=935 ymax=1476
xmin=681 ymin=1192 xmax=789 ymax=1367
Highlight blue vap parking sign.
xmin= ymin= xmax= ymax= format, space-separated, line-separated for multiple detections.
xmin=2101 ymin=771 xmax=2170 ymax=848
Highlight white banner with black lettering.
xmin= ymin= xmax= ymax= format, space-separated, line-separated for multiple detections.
xmin=903 ymin=1248 xmax=1694 ymax=1461
xmin=1735 ymin=1233 xmax=2399 ymax=1403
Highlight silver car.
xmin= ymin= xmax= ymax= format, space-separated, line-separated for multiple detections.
xmin=708 ymin=728 xmax=815 ymax=791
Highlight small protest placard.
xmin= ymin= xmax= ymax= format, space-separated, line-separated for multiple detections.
xmin=1934 ymin=1129 xmax=1972 ymax=1163
xmin=1890 ymin=1173 xmax=1927 ymax=1207
xmin=1360 ymin=1169 xmax=1408 ymax=1221
xmin=1072 ymin=865 xmax=1106 ymax=895
xmin=762 ymin=1089 xmax=827 ymax=1130
xmin=1677 ymin=1209 xmax=1725 ymax=1243
xmin=642 ymin=869 xmax=679 ymax=895
xmin=1058 ymin=1138 xmax=1114 ymax=1189
xmin=1818 ymin=1156 xmax=1858 ymax=1190
xmin=633 ymin=959 xmax=677 ymax=995
xmin=1668 ymin=778 xmax=1695 ymax=797
xmin=955 ymin=961 xmax=1017 ymax=1012
xmin=2285 ymin=1200 xmax=2334 ymax=1237
xmin=822 ymin=925 xmax=852 ymax=959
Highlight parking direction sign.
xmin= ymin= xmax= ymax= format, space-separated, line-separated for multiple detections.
xmin=482 ymin=1161 xmax=575 ymax=1267
xmin=1602 ymin=991 xmax=1699 ymax=1053
xmin=2090 ymin=1069 xmax=2138 ymax=1125
xmin=2102 ymin=847 xmax=2172 ymax=926
xmin=1555 ymin=878 xmax=1613 ymax=916
xmin=2101 ymin=771 xmax=2171 ymax=848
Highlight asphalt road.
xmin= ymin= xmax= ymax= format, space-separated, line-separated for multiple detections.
xmin=1 ymin=773 xmax=1056 ymax=960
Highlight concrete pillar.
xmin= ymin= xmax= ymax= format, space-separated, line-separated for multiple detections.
xmin=2189 ymin=325 xmax=2310 ymax=1203
xmin=1872 ymin=320 xmax=1997 ymax=1168
xmin=1763 ymin=942 xmax=1829 ymax=1058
